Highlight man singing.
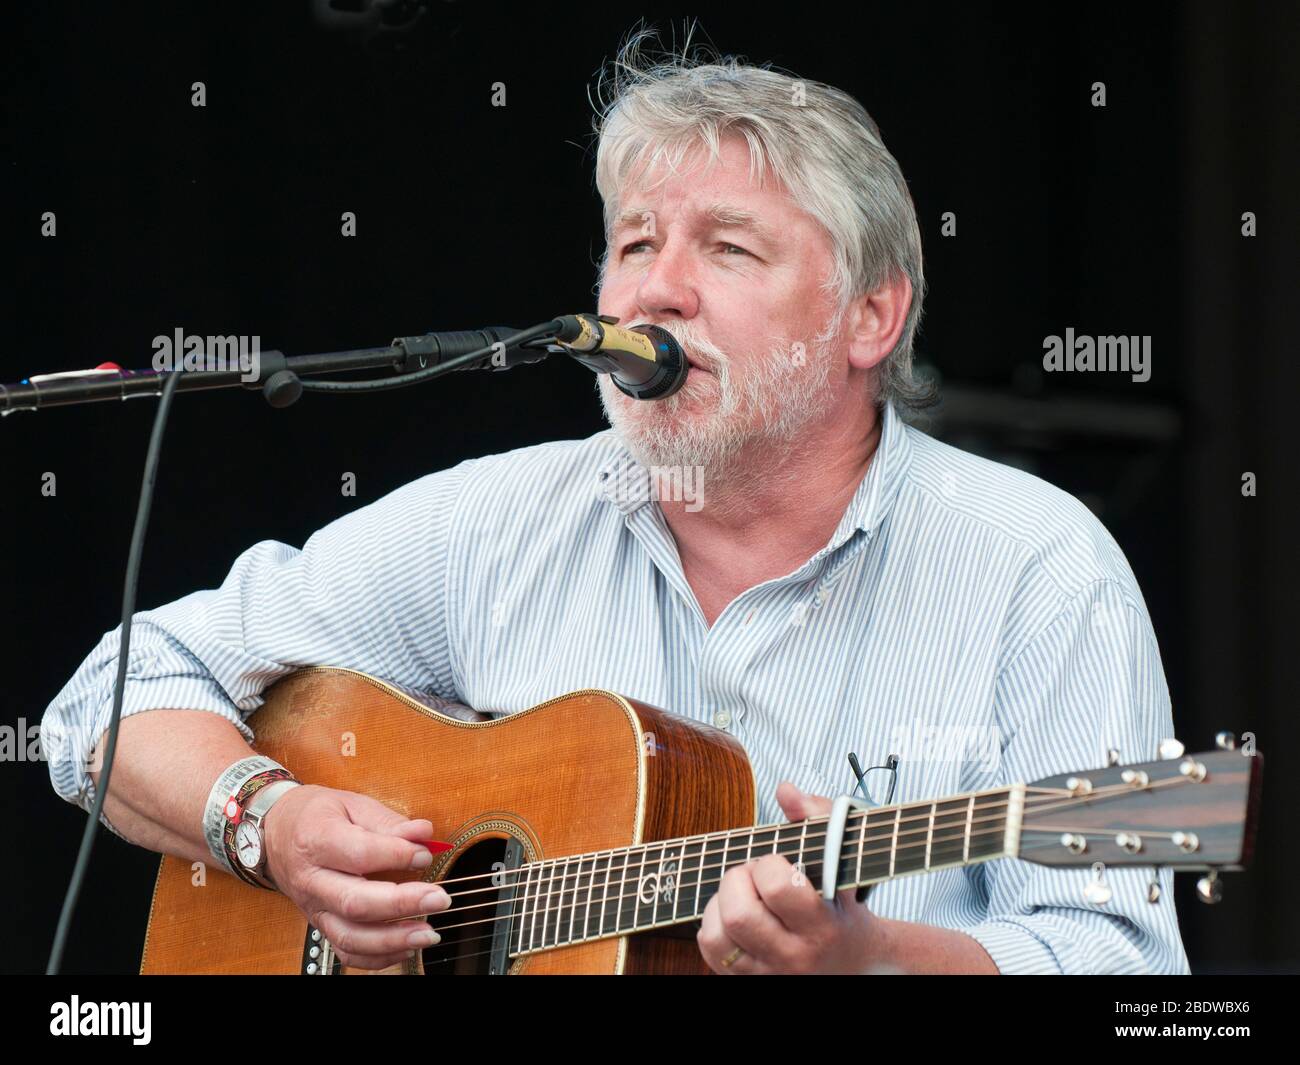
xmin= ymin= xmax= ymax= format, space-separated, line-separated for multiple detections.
xmin=42 ymin=37 xmax=1190 ymax=974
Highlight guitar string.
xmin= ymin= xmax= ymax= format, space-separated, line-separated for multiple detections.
xmin=402 ymin=775 xmax=1194 ymax=954
xmin=414 ymin=831 xmax=1162 ymax=970
xmin=422 ymin=782 xmax=1184 ymax=940
xmin=399 ymin=774 xmax=1190 ymax=910
xmin=380 ymin=776 xmax=1196 ymax=957
xmin=413 ymin=783 xmax=1126 ymax=923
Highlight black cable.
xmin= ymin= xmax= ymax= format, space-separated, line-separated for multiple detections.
xmin=43 ymin=320 xmax=559 ymax=971
xmin=46 ymin=367 xmax=184 ymax=975
xmin=297 ymin=322 xmax=560 ymax=393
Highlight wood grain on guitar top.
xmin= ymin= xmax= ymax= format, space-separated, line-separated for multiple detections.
xmin=140 ymin=667 xmax=757 ymax=975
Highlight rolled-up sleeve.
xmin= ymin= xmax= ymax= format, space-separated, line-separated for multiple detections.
xmin=963 ymin=579 xmax=1192 ymax=974
xmin=41 ymin=460 xmax=470 ymax=828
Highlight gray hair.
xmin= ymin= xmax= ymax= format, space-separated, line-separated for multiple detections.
xmin=591 ymin=26 xmax=935 ymax=415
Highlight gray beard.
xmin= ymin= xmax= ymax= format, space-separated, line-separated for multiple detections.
xmin=598 ymin=339 xmax=836 ymax=478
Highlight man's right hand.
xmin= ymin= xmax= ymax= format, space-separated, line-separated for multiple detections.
xmin=261 ymin=784 xmax=452 ymax=970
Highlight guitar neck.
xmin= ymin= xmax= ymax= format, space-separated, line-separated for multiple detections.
xmin=510 ymin=784 xmax=1022 ymax=956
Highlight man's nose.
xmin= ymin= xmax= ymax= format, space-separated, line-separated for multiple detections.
xmin=635 ymin=241 xmax=699 ymax=321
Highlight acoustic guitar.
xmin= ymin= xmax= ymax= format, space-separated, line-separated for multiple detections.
xmin=139 ymin=667 xmax=1262 ymax=974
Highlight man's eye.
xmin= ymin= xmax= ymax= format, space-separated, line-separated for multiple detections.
xmin=622 ymin=241 xmax=652 ymax=255
xmin=720 ymin=243 xmax=750 ymax=256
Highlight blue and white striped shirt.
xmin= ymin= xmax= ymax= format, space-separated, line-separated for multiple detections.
xmin=43 ymin=400 xmax=1191 ymax=974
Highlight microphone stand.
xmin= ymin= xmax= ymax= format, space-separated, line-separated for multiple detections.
xmin=1 ymin=323 xmax=560 ymax=414
xmin=28 ymin=318 xmax=563 ymax=973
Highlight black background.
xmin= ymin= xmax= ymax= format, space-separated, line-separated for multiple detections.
xmin=3 ymin=1 xmax=1296 ymax=974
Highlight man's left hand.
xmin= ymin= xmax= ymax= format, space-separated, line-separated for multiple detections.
xmin=697 ymin=781 xmax=881 ymax=974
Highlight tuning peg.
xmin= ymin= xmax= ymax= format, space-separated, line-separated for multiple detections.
xmin=1115 ymin=832 xmax=1143 ymax=853
xmin=1215 ymin=732 xmax=1236 ymax=750
xmin=1196 ymin=870 xmax=1223 ymax=904
xmin=1083 ymin=861 xmax=1112 ymax=905
xmin=1060 ymin=832 xmax=1088 ymax=854
xmin=1158 ymin=738 xmax=1185 ymax=759
xmin=1105 ymin=748 xmax=1121 ymax=767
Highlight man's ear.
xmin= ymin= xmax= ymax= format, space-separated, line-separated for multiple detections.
xmin=844 ymin=273 xmax=913 ymax=374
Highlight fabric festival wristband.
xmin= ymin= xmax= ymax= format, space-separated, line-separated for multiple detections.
xmin=203 ymin=755 xmax=287 ymax=872
xmin=220 ymin=769 xmax=298 ymax=889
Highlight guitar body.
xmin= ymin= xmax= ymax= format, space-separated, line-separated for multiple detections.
xmin=140 ymin=667 xmax=756 ymax=974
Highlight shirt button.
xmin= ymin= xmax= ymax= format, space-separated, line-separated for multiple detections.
xmin=712 ymin=709 xmax=732 ymax=729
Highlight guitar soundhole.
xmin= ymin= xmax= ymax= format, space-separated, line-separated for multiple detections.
xmin=421 ymin=836 xmax=511 ymax=975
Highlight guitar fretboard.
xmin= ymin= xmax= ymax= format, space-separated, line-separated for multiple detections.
xmin=509 ymin=787 xmax=1016 ymax=956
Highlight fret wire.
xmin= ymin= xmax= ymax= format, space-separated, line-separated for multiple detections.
xmin=635 ymin=845 xmax=644 ymax=930
xmin=617 ymin=845 xmax=631 ymax=935
xmin=649 ymin=842 xmax=663 ymax=927
xmin=599 ymin=851 xmax=611 ymax=939
xmin=685 ymin=839 xmax=698 ymax=920
xmin=514 ymin=863 xmax=527 ymax=956
xmin=675 ymin=840 xmax=690 ymax=924
xmin=632 ymin=842 xmax=648 ymax=932
xmin=601 ymin=854 xmax=611 ymax=939
xmin=571 ymin=856 xmax=581 ymax=944
xmin=576 ymin=855 xmax=588 ymax=944
xmin=614 ymin=845 xmax=629 ymax=935
xmin=797 ymin=818 xmax=809 ymax=885
xmin=582 ymin=854 xmax=596 ymax=941
xmin=517 ymin=868 xmax=533 ymax=957
xmin=561 ymin=855 xmax=574 ymax=947
xmin=576 ymin=854 xmax=587 ymax=941
xmin=540 ymin=861 xmax=551 ymax=949
xmin=663 ymin=842 xmax=677 ymax=927
xmin=720 ymin=832 xmax=730 ymax=900
xmin=925 ymin=801 xmax=936 ymax=870
xmin=856 ymin=806 xmax=867 ymax=885
xmin=549 ymin=857 xmax=558 ymax=950
xmin=567 ymin=855 xmax=579 ymax=945
xmin=890 ymin=805 xmax=900 ymax=877
xmin=964 ymin=794 xmax=974 ymax=863
xmin=563 ymin=856 xmax=572 ymax=946
xmin=557 ymin=855 xmax=569 ymax=948
xmin=542 ymin=857 xmax=557 ymax=949
xmin=533 ymin=861 xmax=545 ymax=953
xmin=665 ymin=842 xmax=678 ymax=924
xmin=694 ymin=833 xmax=707 ymax=917
xmin=556 ymin=858 xmax=565 ymax=947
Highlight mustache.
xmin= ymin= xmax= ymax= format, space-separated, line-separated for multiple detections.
xmin=626 ymin=319 xmax=724 ymax=373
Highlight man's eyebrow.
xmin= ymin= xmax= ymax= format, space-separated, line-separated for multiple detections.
xmin=611 ymin=203 xmax=777 ymax=243
xmin=702 ymin=202 xmax=776 ymax=239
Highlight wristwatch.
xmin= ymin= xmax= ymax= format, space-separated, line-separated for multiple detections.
xmin=225 ymin=775 xmax=300 ymax=890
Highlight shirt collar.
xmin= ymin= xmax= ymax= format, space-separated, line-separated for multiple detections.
xmin=596 ymin=400 xmax=912 ymax=549
xmin=828 ymin=398 xmax=912 ymax=548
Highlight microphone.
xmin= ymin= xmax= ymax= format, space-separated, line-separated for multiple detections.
xmin=550 ymin=314 xmax=687 ymax=401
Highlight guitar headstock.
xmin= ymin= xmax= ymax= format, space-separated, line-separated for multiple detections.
xmin=1017 ymin=736 xmax=1263 ymax=874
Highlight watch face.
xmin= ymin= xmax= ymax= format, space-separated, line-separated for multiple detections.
xmin=235 ymin=820 xmax=262 ymax=869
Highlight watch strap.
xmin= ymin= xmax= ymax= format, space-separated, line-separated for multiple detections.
xmin=221 ymin=767 xmax=297 ymax=889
